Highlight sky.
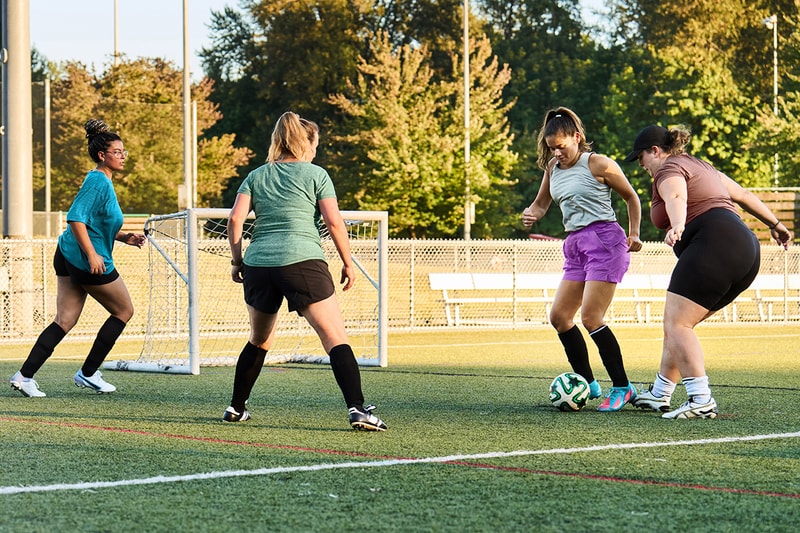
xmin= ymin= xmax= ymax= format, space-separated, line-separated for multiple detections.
xmin=29 ymin=0 xmax=607 ymax=81
xmin=29 ymin=0 xmax=232 ymax=80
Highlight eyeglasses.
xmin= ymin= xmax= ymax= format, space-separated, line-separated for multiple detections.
xmin=105 ymin=150 xmax=129 ymax=158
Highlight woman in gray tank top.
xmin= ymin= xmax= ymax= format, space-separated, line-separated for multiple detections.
xmin=522 ymin=107 xmax=643 ymax=412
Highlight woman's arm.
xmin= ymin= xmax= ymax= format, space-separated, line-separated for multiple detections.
xmin=721 ymin=172 xmax=792 ymax=249
xmin=522 ymin=163 xmax=554 ymax=228
xmin=227 ymin=193 xmax=252 ymax=283
xmin=319 ymin=197 xmax=355 ymax=291
xmin=590 ymin=153 xmax=643 ymax=251
xmin=69 ymin=221 xmax=105 ymax=274
xmin=656 ymin=175 xmax=689 ymax=247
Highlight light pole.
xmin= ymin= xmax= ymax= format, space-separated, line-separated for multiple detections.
xmin=762 ymin=14 xmax=778 ymax=186
xmin=463 ymin=0 xmax=471 ymax=240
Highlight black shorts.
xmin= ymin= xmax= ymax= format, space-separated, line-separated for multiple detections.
xmin=53 ymin=246 xmax=120 ymax=286
xmin=242 ymin=259 xmax=335 ymax=315
xmin=668 ymin=208 xmax=760 ymax=311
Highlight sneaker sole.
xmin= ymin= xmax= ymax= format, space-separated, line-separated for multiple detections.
xmin=633 ymin=401 xmax=671 ymax=413
xmin=222 ymin=414 xmax=251 ymax=422
xmin=663 ymin=408 xmax=718 ymax=420
xmin=11 ymin=383 xmax=45 ymax=398
xmin=74 ymin=381 xmax=115 ymax=394
xmin=350 ymin=421 xmax=386 ymax=431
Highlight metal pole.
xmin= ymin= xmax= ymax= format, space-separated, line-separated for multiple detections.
xmin=771 ymin=15 xmax=778 ymax=187
xmin=182 ymin=0 xmax=192 ymax=209
xmin=463 ymin=0 xmax=471 ymax=240
xmin=192 ymin=99 xmax=197 ymax=208
xmin=113 ymin=0 xmax=119 ymax=67
xmin=44 ymin=77 xmax=51 ymax=236
xmin=763 ymin=15 xmax=778 ymax=187
xmin=2 ymin=0 xmax=34 ymax=238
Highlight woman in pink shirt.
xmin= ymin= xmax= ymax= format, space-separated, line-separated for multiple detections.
xmin=625 ymin=124 xmax=791 ymax=419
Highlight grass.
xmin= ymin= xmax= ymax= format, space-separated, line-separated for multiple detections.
xmin=1 ymin=324 xmax=799 ymax=532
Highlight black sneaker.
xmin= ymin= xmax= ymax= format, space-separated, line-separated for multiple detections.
xmin=349 ymin=404 xmax=387 ymax=431
xmin=222 ymin=406 xmax=251 ymax=422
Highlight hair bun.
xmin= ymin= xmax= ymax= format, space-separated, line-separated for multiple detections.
xmin=84 ymin=119 xmax=110 ymax=138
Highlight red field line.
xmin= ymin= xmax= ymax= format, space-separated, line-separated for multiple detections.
xmin=3 ymin=416 xmax=798 ymax=500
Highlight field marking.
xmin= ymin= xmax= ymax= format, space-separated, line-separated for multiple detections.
xmin=1 ymin=431 xmax=798 ymax=496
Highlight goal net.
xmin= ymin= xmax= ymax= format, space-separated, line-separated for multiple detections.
xmin=103 ymin=208 xmax=388 ymax=374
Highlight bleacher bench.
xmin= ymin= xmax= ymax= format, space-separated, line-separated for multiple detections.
xmin=428 ymin=272 xmax=800 ymax=326
xmin=731 ymin=274 xmax=800 ymax=322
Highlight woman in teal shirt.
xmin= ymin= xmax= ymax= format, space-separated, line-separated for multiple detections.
xmin=10 ymin=119 xmax=145 ymax=397
xmin=225 ymin=111 xmax=386 ymax=431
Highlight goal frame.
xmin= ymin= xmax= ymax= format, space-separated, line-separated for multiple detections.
xmin=105 ymin=208 xmax=388 ymax=374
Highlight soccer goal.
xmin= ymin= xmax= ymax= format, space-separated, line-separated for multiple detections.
xmin=103 ymin=208 xmax=388 ymax=374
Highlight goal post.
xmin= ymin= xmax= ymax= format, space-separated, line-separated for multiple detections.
xmin=104 ymin=208 xmax=389 ymax=374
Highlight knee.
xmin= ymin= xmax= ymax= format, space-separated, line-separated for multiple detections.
xmin=115 ymin=307 xmax=134 ymax=324
xmin=549 ymin=312 xmax=572 ymax=332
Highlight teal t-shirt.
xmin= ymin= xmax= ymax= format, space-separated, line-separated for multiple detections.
xmin=238 ymin=161 xmax=337 ymax=267
xmin=58 ymin=170 xmax=124 ymax=273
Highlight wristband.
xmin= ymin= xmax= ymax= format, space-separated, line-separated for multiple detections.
xmin=768 ymin=221 xmax=780 ymax=230
xmin=231 ymin=259 xmax=243 ymax=266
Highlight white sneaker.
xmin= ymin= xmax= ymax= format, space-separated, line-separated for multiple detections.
xmin=74 ymin=369 xmax=116 ymax=393
xmin=10 ymin=371 xmax=46 ymax=397
xmin=662 ymin=397 xmax=717 ymax=419
xmin=632 ymin=385 xmax=671 ymax=413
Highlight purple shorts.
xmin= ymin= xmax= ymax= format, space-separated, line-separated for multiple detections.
xmin=562 ymin=221 xmax=630 ymax=283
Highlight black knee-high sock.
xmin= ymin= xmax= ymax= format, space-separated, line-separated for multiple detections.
xmin=20 ymin=322 xmax=67 ymax=378
xmin=557 ymin=325 xmax=594 ymax=383
xmin=230 ymin=342 xmax=267 ymax=412
xmin=589 ymin=325 xmax=628 ymax=387
xmin=82 ymin=316 xmax=127 ymax=376
xmin=329 ymin=344 xmax=364 ymax=409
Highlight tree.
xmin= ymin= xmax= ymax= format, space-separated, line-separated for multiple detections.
xmin=480 ymin=0 xmax=615 ymax=238
xmin=327 ymin=32 xmax=518 ymax=238
xmin=40 ymin=58 xmax=252 ymax=213
xmin=201 ymin=0 xmax=374 ymax=185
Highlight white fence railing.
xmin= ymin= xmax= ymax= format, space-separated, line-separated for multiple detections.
xmin=0 ymin=239 xmax=798 ymax=345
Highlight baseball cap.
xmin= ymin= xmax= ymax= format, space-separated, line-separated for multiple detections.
xmin=623 ymin=125 xmax=670 ymax=162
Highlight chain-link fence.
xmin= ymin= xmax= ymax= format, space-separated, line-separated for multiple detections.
xmin=0 ymin=239 xmax=798 ymax=347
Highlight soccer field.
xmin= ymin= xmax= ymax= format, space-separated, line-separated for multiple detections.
xmin=1 ymin=324 xmax=798 ymax=532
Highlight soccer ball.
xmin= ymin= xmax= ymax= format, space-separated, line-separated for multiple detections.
xmin=549 ymin=372 xmax=590 ymax=411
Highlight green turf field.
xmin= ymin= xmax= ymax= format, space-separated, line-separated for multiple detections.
xmin=1 ymin=324 xmax=798 ymax=532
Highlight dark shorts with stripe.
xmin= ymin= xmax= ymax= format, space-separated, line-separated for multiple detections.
xmin=668 ymin=208 xmax=760 ymax=311
xmin=53 ymin=246 xmax=119 ymax=286
xmin=242 ymin=259 xmax=335 ymax=315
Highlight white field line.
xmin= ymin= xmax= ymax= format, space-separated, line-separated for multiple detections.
xmin=2 ymin=431 xmax=799 ymax=496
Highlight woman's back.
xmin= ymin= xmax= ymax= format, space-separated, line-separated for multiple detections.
xmin=239 ymin=161 xmax=336 ymax=267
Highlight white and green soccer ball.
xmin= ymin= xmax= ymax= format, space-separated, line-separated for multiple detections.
xmin=549 ymin=372 xmax=590 ymax=411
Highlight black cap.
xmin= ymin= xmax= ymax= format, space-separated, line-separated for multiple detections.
xmin=624 ymin=125 xmax=670 ymax=162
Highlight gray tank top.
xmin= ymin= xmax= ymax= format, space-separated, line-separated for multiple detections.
xmin=549 ymin=152 xmax=616 ymax=232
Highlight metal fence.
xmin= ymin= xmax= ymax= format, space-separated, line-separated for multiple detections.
xmin=0 ymin=239 xmax=798 ymax=346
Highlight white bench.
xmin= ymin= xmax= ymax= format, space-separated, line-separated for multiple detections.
xmin=428 ymin=272 xmax=670 ymax=326
xmin=428 ymin=272 xmax=561 ymax=326
xmin=428 ymin=272 xmax=800 ymax=325
xmin=731 ymin=274 xmax=800 ymax=322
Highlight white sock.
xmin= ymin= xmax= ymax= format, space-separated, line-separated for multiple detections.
xmin=651 ymin=372 xmax=676 ymax=398
xmin=683 ymin=376 xmax=712 ymax=404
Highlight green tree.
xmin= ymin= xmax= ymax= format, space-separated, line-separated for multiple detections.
xmin=479 ymin=0 xmax=617 ymax=238
xmin=328 ymin=32 xmax=518 ymax=238
xmin=201 ymin=0 xmax=374 ymax=187
xmin=608 ymin=0 xmax=800 ymax=190
xmin=41 ymin=58 xmax=252 ymax=213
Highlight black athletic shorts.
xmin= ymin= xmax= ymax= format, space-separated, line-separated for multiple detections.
xmin=53 ymin=246 xmax=120 ymax=286
xmin=668 ymin=208 xmax=760 ymax=311
xmin=242 ymin=259 xmax=335 ymax=315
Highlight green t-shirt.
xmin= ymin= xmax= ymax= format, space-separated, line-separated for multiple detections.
xmin=237 ymin=161 xmax=336 ymax=267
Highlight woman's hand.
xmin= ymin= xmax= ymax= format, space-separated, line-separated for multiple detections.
xmin=665 ymin=224 xmax=684 ymax=247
